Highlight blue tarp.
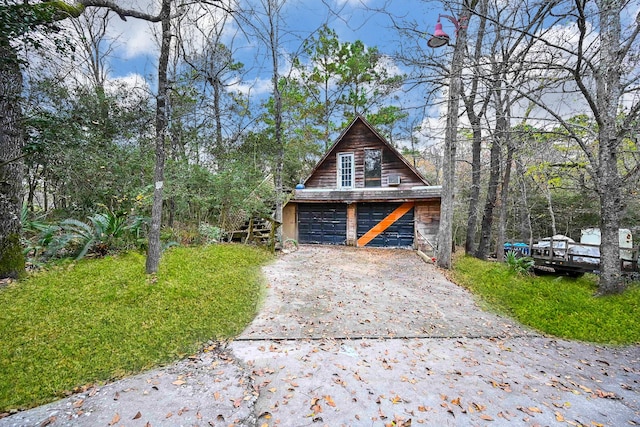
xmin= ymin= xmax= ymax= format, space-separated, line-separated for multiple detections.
xmin=504 ymin=242 xmax=530 ymax=255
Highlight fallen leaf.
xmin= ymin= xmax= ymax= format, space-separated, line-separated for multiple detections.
xmin=172 ymin=379 xmax=186 ymax=386
xmin=555 ymin=411 xmax=564 ymax=422
xmin=166 ymin=412 xmax=173 ymax=418
xmin=480 ymin=414 xmax=493 ymax=421
xmin=214 ymin=391 xmax=221 ymax=401
xmin=472 ymin=402 xmax=486 ymax=412
xmin=517 ymin=406 xmax=543 ymax=416
xmin=73 ymin=399 xmax=84 ymax=408
xmin=39 ymin=416 xmax=56 ymax=427
xmin=595 ymin=389 xmax=617 ymax=399
xmin=325 ymin=395 xmax=336 ymax=407
xmin=108 ymin=413 xmax=120 ymax=426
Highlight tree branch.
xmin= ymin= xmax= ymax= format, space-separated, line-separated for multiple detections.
xmin=75 ymin=1 xmax=162 ymax=22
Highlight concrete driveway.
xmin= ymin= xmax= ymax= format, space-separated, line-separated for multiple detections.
xmin=2 ymin=246 xmax=639 ymax=427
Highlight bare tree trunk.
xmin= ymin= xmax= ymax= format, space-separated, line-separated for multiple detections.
xmin=464 ymin=119 xmax=482 ymax=254
xmin=546 ymin=187 xmax=557 ymax=236
xmin=515 ymin=159 xmax=532 ymax=244
xmin=436 ymin=4 xmax=472 ymax=269
xmin=146 ymin=0 xmax=171 ymax=274
xmin=463 ymin=0 xmax=488 ymax=256
xmin=0 ymin=44 xmax=25 ymax=279
xmin=44 ymin=176 xmax=49 ymax=212
xmin=266 ymin=0 xmax=284 ymax=243
xmin=593 ymin=0 xmax=625 ymax=294
xmin=495 ymin=140 xmax=514 ymax=261
xmin=476 ymin=67 xmax=509 ymax=260
xmin=213 ymin=81 xmax=223 ymax=159
xmin=475 ymin=133 xmax=501 ymax=259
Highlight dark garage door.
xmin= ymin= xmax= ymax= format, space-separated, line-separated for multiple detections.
xmin=298 ymin=203 xmax=347 ymax=245
xmin=357 ymin=203 xmax=414 ymax=247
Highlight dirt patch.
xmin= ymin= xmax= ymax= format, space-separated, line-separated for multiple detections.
xmin=240 ymin=245 xmax=532 ymax=340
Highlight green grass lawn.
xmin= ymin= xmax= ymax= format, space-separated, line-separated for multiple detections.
xmin=452 ymin=255 xmax=640 ymax=345
xmin=0 ymin=244 xmax=272 ymax=412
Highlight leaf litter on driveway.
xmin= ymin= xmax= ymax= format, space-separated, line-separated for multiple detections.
xmin=2 ymin=246 xmax=639 ymax=426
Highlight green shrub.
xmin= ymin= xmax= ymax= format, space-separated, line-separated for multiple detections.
xmin=504 ymin=250 xmax=535 ymax=275
xmin=198 ymin=222 xmax=223 ymax=244
xmin=22 ymin=207 xmax=147 ymax=262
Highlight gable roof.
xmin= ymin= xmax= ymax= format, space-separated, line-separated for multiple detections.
xmin=303 ymin=114 xmax=430 ymax=186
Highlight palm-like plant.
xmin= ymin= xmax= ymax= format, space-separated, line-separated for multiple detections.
xmin=55 ymin=208 xmax=145 ymax=260
xmin=505 ymin=250 xmax=535 ymax=275
xmin=21 ymin=205 xmax=60 ymax=260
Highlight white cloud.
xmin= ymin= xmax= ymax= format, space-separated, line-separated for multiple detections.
xmin=107 ymin=14 xmax=158 ymax=60
xmin=333 ymin=0 xmax=372 ymax=7
xmin=106 ymin=73 xmax=149 ymax=92
xmin=231 ymin=77 xmax=273 ymax=97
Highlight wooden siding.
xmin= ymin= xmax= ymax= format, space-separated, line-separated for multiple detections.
xmin=305 ymin=120 xmax=425 ymax=190
xmin=415 ymin=201 xmax=440 ymax=255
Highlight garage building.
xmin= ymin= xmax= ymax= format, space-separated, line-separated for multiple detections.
xmin=282 ymin=115 xmax=441 ymax=251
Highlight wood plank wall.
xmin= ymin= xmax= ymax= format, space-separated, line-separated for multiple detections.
xmin=306 ymin=121 xmax=424 ymax=189
xmin=415 ymin=200 xmax=440 ymax=254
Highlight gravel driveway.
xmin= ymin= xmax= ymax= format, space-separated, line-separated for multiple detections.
xmin=2 ymin=246 xmax=639 ymax=427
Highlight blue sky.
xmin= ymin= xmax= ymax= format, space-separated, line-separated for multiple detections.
xmin=94 ymin=0 xmax=450 ymax=146
xmin=68 ymin=0 xmax=640 ymax=150
xmin=105 ymin=0 xmax=445 ymax=95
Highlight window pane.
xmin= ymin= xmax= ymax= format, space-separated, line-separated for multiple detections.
xmin=339 ymin=153 xmax=354 ymax=188
xmin=365 ymin=149 xmax=381 ymax=187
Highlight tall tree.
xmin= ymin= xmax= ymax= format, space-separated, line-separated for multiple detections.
xmin=241 ymin=0 xmax=287 ymax=241
xmin=0 ymin=1 xmax=161 ymax=278
xmin=300 ymin=24 xmax=343 ymax=149
xmin=436 ymin=1 xmax=476 ymax=270
xmin=336 ymin=40 xmax=404 ymax=126
xmin=0 ymin=35 xmax=24 ymax=278
xmin=178 ymin=6 xmax=245 ymax=164
xmin=461 ymin=0 xmax=489 ymax=256
xmin=296 ymin=26 xmax=406 ymax=147
xmin=514 ymin=0 xmax=640 ymax=293
xmin=145 ymin=0 xmax=172 ymax=274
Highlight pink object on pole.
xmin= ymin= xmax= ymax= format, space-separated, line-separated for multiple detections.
xmin=427 ymin=19 xmax=450 ymax=48
xmin=433 ymin=20 xmax=449 ymax=38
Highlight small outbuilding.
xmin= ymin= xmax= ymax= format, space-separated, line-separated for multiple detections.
xmin=282 ymin=115 xmax=441 ymax=251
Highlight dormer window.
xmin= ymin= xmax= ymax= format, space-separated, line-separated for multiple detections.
xmin=337 ymin=152 xmax=354 ymax=188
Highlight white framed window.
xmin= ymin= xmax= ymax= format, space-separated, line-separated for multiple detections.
xmin=337 ymin=152 xmax=354 ymax=188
